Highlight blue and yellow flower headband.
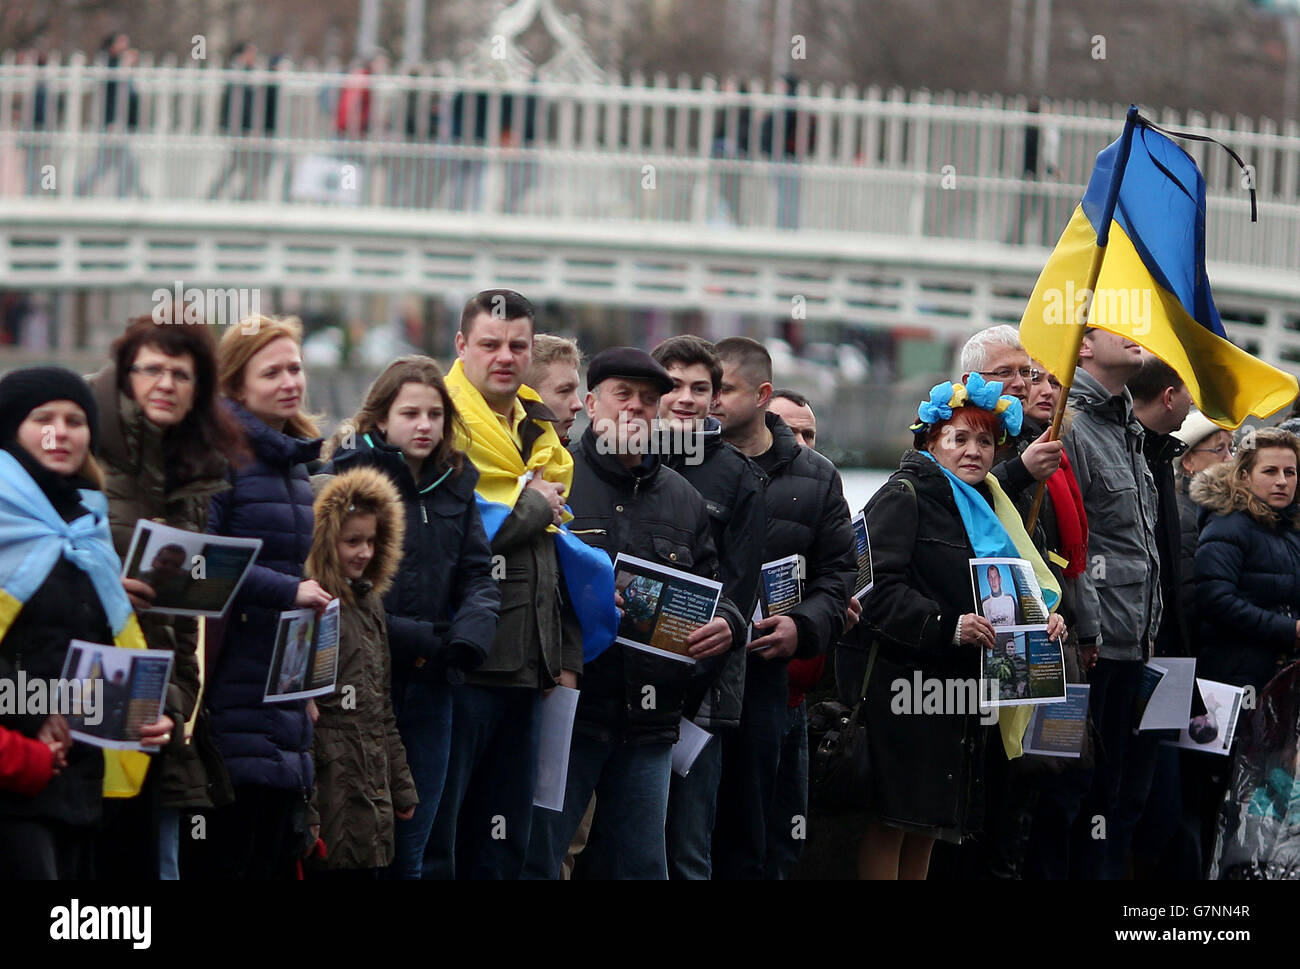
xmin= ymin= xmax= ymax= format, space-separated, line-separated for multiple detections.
xmin=909 ymin=372 xmax=1023 ymax=441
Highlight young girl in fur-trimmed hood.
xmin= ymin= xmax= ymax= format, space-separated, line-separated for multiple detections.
xmin=304 ymin=466 xmax=417 ymax=876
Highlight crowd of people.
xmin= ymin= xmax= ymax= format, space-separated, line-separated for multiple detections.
xmin=1 ymin=295 xmax=1298 ymax=881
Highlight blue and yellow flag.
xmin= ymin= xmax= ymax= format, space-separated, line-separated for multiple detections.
xmin=1020 ymin=110 xmax=1298 ymax=426
xmin=445 ymin=360 xmax=619 ymax=663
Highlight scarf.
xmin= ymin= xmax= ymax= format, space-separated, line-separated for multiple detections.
xmin=921 ymin=451 xmax=1062 ymax=758
xmin=0 ymin=449 xmax=150 ymax=798
xmin=444 ymin=361 xmax=618 ymax=663
xmin=1044 ymin=450 xmax=1089 ymax=579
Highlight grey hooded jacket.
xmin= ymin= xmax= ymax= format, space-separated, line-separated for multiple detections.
xmin=1063 ymin=367 xmax=1163 ymax=662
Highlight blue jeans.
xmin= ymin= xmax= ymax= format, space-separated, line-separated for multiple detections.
xmin=425 ymin=684 xmax=541 ymax=880
xmin=714 ymin=657 xmax=788 ymax=879
xmin=159 ymin=808 xmax=180 ymax=880
xmin=665 ymin=730 xmax=723 ymax=880
xmin=523 ymin=724 xmax=673 ymax=880
xmin=765 ymin=700 xmax=809 ymax=879
xmin=387 ymin=677 xmax=453 ymax=879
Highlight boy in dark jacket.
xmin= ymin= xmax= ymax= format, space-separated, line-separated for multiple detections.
xmin=652 ymin=336 xmax=766 ymax=880
xmin=523 ymin=348 xmax=746 ymax=880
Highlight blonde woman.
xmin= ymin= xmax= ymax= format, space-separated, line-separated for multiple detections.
xmin=189 ymin=316 xmax=332 ymax=880
xmin=1193 ymin=427 xmax=1300 ymax=699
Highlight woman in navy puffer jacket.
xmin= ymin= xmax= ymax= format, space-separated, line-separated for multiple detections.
xmin=188 ymin=316 xmax=333 ymax=880
xmin=1193 ymin=427 xmax=1300 ymax=699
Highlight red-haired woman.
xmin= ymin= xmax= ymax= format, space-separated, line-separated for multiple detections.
xmin=849 ymin=375 xmax=1066 ymax=879
xmin=88 ymin=315 xmax=246 ymax=880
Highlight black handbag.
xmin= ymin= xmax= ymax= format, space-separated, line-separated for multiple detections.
xmin=808 ymin=639 xmax=879 ymax=815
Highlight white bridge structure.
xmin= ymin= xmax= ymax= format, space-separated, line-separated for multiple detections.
xmin=3 ymin=41 xmax=1300 ymax=375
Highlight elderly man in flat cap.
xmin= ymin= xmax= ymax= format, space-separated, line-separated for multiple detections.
xmin=522 ymin=347 xmax=747 ymax=880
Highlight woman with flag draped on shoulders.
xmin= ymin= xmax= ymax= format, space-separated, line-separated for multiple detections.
xmin=0 ymin=367 xmax=172 ymax=879
xmin=849 ymin=374 xmax=1066 ymax=880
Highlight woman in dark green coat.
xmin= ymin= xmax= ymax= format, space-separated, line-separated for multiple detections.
xmin=89 ymin=315 xmax=246 ymax=879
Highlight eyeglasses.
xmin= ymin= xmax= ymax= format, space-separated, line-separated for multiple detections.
xmin=1191 ymin=443 xmax=1234 ymax=457
xmin=130 ymin=364 xmax=194 ymax=385
xmin=978 ymin=367 xmax=1040 ymax=383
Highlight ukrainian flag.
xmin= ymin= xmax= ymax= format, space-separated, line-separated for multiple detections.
xmin=1020 ymin=109 xmax=1298 ymax=426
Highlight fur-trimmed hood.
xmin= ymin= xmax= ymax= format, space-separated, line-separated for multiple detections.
xmin=307 ymin=466 xmax=405 ymax=603
xmin=1190 ymin=462 xmax=1300 ymax=530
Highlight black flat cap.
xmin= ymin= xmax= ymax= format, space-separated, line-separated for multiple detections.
xmin=586 ymin=347 xmax=674 ymax=394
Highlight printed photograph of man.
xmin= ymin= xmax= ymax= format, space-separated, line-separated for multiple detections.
xmin=270 ymin=616 xmax=315 ymax=697
xmin=986 ymin=631 xmax=1030 ymax=700
xmin=140 ymin=542 xmax=190 ymax=607
xmin=975 ymin=563 xmax=1023 ymax=628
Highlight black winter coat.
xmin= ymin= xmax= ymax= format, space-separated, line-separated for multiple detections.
xmin=0 ymin=451 xmax=112 ymax=828
xmin=322 ymin=432 xmax=500 ymax=685
xmin=0 ymin=558 xmax=110 ymax=828
xmin=567 ymin=428 xmax=743 ymax=745
xmin=859 ymin=450 xmax=989 ymax=840
xmin=748 ymin=413 xmax=856 ymax=692
xmin=206 ymin=401 xmax=320 ymax=791
xmin=1175 ymin=477 xmax=1202 ymax=654
xmin=665 ymin=418 xmax=766 ymax=731
xmin=1145 ymin=430 xmax=1192 ymax=657
xmin=1193 ymin=467 xmax=1300 ymax=697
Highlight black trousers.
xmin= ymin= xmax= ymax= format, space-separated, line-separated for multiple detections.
xmin=182 ymin=784 xmax=304 ymax=880
xmin=0 ymin=817 xmax=96 ymax=879
xmin=95 ymin=749 xmax=164 ymax=880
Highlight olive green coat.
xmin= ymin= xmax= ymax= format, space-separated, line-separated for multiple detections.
xmin=89 ymin=365 xmax=234 ymax=809
xmin=306 ymin=466 xmax=417 ymax=870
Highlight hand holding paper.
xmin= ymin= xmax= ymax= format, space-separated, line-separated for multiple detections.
xmin=749 ymin=614 xmax=799 ymax=659
xmin=295 ymin=579 xmax=333 ymax=613
xmin=121 ymin=576 xmax=156 ymax=611
xmin=1046 ymin=613 xmax=1066 ymax=642
xmin=686 ymin=616 xmax=733 ymax=658
xmin=958 ymin=613 xmax=996 ymax=649
xmin=845 ymin=596 xmax=862 ymax=633
xmin=137 ymin=713 xmax=175 ymax=748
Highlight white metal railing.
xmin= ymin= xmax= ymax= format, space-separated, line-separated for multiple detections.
xmin=1 ymin=51 xmax=1296 ymax=270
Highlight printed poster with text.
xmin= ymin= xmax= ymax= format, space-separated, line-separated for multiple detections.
xmin=613 ymin=553 xmax=723 ymax=665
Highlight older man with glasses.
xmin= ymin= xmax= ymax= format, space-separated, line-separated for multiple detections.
xmin=959 ymin=325 xmax=1063 ymax=493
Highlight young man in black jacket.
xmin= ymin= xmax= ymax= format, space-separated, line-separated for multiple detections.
xmin=652 ymin=335 xmax=767 ymax=880
xmin=710 ymin=337 xmax=857 ymax=880
xmin=1126 ymin=355 xmax=1202 ymax=878
xmin=522 ymin=348 xmax=746 ymax=879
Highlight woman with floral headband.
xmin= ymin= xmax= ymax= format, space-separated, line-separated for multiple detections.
xmin=845 ymin=373 xmax=1067 ymax=879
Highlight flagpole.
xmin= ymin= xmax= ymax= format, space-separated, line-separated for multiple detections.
xmin=1026 ymin=105 xmax=1141 ymax=535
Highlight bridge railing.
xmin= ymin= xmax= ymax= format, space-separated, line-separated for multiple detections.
xmin=0 ymin=50 xmax=1297 ymax=270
